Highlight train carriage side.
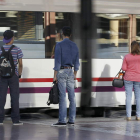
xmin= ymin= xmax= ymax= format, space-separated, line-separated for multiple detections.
xmin=0 ymin=0 xmax=139 ymax=109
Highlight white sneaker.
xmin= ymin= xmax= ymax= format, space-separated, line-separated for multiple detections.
xmin=0 ymin=123 xmax=3 ymax=125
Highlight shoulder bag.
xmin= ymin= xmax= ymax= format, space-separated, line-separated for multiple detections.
xmin=47 ymin=81 xmax=59 ymax=106
xmin=112 ymin=69 xmax=125 ymax=88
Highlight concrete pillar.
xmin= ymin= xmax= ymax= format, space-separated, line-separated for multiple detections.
xmin=132 ymin=15 xmax=136 ymax=41
xmin=129 ymin=14 xmax=132 ymax=52
xmin=110 ymin=20 xmax=119 ymax=47
xmin=128 ymin=14 xmax=136 ymax=53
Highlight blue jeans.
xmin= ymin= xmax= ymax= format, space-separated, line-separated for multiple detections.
xmin=57 ymin=69 xmax=76 ymax=123
xmin=124 ymin=80 xmax=140 ymax=117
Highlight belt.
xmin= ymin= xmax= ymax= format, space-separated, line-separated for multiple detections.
xmin=60 ymin=66 xmax=72 ymax=69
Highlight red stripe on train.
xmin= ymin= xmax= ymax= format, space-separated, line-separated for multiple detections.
xmin=19 ymin=78 xmax=114 ymax=82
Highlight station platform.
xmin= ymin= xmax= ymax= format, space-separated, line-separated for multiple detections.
xmin=0 ymin=116 xmax=140 ymax=140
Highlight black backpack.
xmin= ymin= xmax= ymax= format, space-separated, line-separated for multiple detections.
xmin=47 ymin=81 xmax=59 ymax=106
xmin=0 ymin=45 xmax=15 ymax=77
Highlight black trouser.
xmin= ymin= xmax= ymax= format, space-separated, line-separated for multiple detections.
xmin=0 ymin=74 xmax=20 ymax=123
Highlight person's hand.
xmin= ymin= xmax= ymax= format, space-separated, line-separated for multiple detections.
xmin=18 ymin=75 xmax=21 ymax=82
xmin=74 ymin=74 xmax=76 ymax=80
xmin=53 ymin=76 xmax=57 ymax=82
xmin=51 ymin=55 xmax=54 ymax=58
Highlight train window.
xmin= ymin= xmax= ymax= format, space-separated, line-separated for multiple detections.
xmin=54 ymin=13 xmax=131 ymax=59
xmin=0 ymin=12 xmax=135 ymax=59
xmin=95 ymin=14 xmax=130 ymax=59
xmin=0 ymin=11 xmax=74 ymax=59
xmin=0 ymin=11 xmax=45 ymax=59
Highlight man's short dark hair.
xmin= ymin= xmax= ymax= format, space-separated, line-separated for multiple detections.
xmin=62 ymin=26 xmax=71 ymax=37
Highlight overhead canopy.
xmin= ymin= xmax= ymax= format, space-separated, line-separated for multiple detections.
xmin=95 ymin=0 xmax=140 ymax=14
xmin=0 ymin=0 xmax=140 ymax=14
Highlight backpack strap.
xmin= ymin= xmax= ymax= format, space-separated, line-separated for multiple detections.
xmin=114 ymin=68 xmax=124 ymax=78
xmin=8 ymin=45 xmax=15 ymax=53
xmin=1 ymin=46 xmax=5 ymax=53
xmin=1 ymin=45 xmax=15 ymax=54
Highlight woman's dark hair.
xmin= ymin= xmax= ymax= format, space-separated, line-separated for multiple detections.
xmin=131 ymin=41 xmax=140 ymax=55
xmin=62 ymin=26 xmax=71 ymax=37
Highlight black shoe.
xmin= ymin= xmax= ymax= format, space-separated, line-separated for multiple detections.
xmin=67 ymin=122 xmax=75 ymax=126
xmin=51 ymin=122 xmax=66 ymax=127
xmin=13 ymin=121 xmax=23 ymax=125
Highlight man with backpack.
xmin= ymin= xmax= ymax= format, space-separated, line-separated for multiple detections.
xmin=52 ymin=26 xmax=80 ymax=126
xmin=0 ymin=30 xmax=23 ymax=125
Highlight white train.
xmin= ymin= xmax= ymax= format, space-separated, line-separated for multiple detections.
xmin=0 ymin=0 xmax=139 ymax=109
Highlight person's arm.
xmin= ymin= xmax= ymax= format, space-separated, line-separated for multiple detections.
xmin=18 ymin=58 xmax=23 ymax=78
xmin=74 ymin=51 xmax=80 ymax=79
xmin=74 ymin=71 xmax=77 ymax=80
xmin=54 ymin=71 xmax=58 ymax=82
xmin=53 ymin=43 xmax=61 ymax=81
xmin=17 ymin=47 xmax=23 ymax=78
xmin=122 ymin=56 xmax=127 ymax=71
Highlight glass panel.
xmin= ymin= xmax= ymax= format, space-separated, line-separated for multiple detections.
xmin=136 ymin=15 xmax=140 ymax=42
xmin=55 ymin=13 xmax=130 ymax=59
xmin=51 ymin=12 xmax=73 ymax=58
xmin=0 ymin=11 xmax=45 ymax=59
xmin=55 ymin=12 xmax=72 ymax=42
xmin=0 ymin=12 xmax=131 ymax=59
xmin=96 ymin=14 xmax=129 ymax=59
